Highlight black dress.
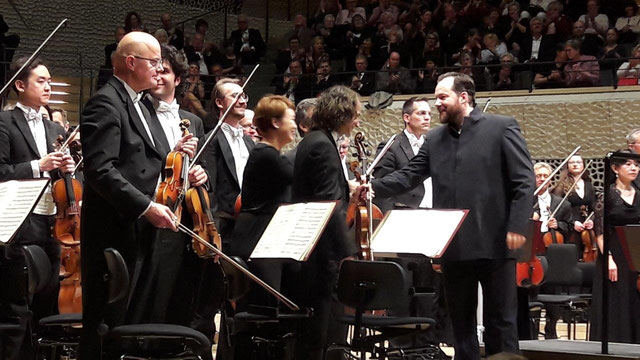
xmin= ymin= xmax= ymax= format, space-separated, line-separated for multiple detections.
xmin=229 ymin=142 xmax=293 ymax=259
xmin=554 ymin=178 xmax=598 ymax=253
xmin=590 ymin=186 xmax=640 ymax=343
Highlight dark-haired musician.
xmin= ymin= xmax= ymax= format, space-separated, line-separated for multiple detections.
xmin=0 ymin=57 xmax=75 ymax=359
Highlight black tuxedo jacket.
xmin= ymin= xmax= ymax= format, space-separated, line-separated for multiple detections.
xmin=372 ymin=108 xmax=535 ymax=262
xmin=230 ymin=28 xmax=266 ymax=64
xmin=533 ymin=193 xmax=573 ymax=237
xmin=80 ymin=76 xmax=169 ymax=351
xmin=372 ymin=131 xmax=426 ymax=213
xmin=518 ymin=34 xmax=557 ymax=63
xmin=202 ymin=126 xmax=255 ymax=217
xmin=349 ymin=72 xmax=376 ymax=96
xmin=0 ymin=107 xmax=66 ymax=181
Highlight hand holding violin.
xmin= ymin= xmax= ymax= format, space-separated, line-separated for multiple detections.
xmin=506 ymin=231 xmax=526 ymax=250
xmin=188 ymin=164 xmax=208 ymax=187
xmin=39 ymin=151 xmax=74 ymax=172
xmin=174 ymin=133 xmax=198 ymax=158
xmin=547 ymin=217 xmax=558 ymax=229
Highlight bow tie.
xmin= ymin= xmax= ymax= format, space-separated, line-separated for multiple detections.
xmin=157 ymin=101 xmax=180 ymax=116
xmin=26 ymin=109 xmax=42 ymax=123
xmin=224 ymin=123 xmax=244 ymax=139
xmin=132 ymin=92 xmax=143 ymax=104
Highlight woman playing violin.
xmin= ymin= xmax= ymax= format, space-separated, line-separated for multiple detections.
xmin=552 ymin=154 xmax=597 ymax=256
xmin=590 ymin=150 xmax=640 ymax=343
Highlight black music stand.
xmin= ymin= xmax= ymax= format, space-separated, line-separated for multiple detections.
xmin=615 ymin=225 xmax=640 ymax=273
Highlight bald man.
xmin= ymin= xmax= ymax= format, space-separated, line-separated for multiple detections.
xmin=79 ymin=32 xmax=179 ymax=357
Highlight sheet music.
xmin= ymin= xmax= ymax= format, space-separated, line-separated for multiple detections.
xmin=250 ymin=202 xmax=336 ymax=261
xmin=371 ymin=209 xmax=467 ymax=258
xmin=0 ymin=179 xmax=51 ymax=244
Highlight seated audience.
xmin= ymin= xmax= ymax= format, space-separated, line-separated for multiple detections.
xmin=571 ymin=20 xmax=603 ymax=57
xmin=230 ymin=15 xmax=266 ymax=65
xmin=544 ymin=1 xmax=573 ymax=41
xmin=283 ymin=14 xmax=317 ymax=49
xmin=376 ymin=51 xmax=415 ymax=94
xmin=615 ymin=1 xmax=640 ymax=44
xmin=518 ymin=17 xmax=557 ymax=64
xmin=304 ymin=36 xmax=329 ymax=73
xmin=153 ymin=28 xmax=169 ymax=45
xmin=295 ymin=57 xmax=338 ymax=102
xmin=493 ymin=53 xmax=518 ymax=90
xmin=479 ymin=33 xmax=508 ymax=65
xmin=160 ymin=13 xmax=184 ymax=50
xmin=563 ymin=38 xmax=600 ymax=87
xmin=184 ymin=32 xmax=217 ymax=75
xmin=124 ymin=11 xmax=146 ymax=33
xmin=348 ymin=54 xmax=376 ymax=95
xmin=502 ymin=2 xmax=529 ymax=50
xmin=600 ymin=28 xmax=627 ymax=71
xmin=336 ymin=0 xmax=366 ymax=25
xmin=617 ymin=44 xmax=640 ymax=80
xmin=275 ymin=59 xmax=304 ymax=102
xmin=368 ymin=0 xmax=400 ymax=26
xmin=578 ymin=0 xmax=609 ymax=38
xmin=534 ymin=42 xmax=569 ymax=88
xmin=416 ymin=58 xmax=439 ymax=93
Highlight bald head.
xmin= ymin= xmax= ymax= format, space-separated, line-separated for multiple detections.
xmin=114 ymin=32 xmax=162 ymax=92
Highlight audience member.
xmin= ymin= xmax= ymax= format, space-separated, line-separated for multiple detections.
xmin=416 ymin=58 xmax=439 ymax=93
xmin=184 ymin=32 xmax=216 ymax=75
xmin=502 ymin=2 xmax=529 ymax=50
xmin=104 ymin=27 xmax=125 ymax=69
xmin=153 ymin=29 xmax=169 ymax=45
xmin=544 ymin=1 xmax=573 ymax=41
xmin=376 ymin=51 xmax=415 ymax=93
xmin=336 ymin=0 xmax=366 ymax=25
xmin=482 ymin=7 xmax=503 ymax=39
xmin=230 ymin=15 xmax=266 ymax=65
xmin=494 ymin=53 xmax=518 ymax=90
xmin=617 ymin=44 xmax=640 ymax=80
xmin=276 ymin=36 xmax=305 ymax=76
xmin=311 ymin=0 xmax=341 ymax=29
xmin=304 ymin=36 xmax=329 ymax=74
xmin=348 ymin=54 xmax=376 ymax=95
xmin=368 ymin=0 xmax=400 ymax=26
xmin=462 ymin=0 xmax=490 ymax=29
xmin=563 ymin=38 xmax=600 ymax=87
xmin=50 ymin=108 xmax=70 ymax=131
xmin=439 ymin=3 xmax=467 ymax=64
xmin=600 ymin=28 xmax=627 ymax=72
xmin=195 ymin=18 xmax=209 ymax=36
xmin=414 ymin=31 xmax=443 ymax=68
xmin=615 ymin=2 xmax=640 ymax=44
xmin=571 ymin=20 xmax=603 ymax=57
xmin=518 ymin=17 xmax=557 ymax=64
xmin=319 ymin=14 xmax=344 ymax=59
xmin=295 ymin=57 xmax=338 ymax=102
xmin=275 ymin=59 xmax=304 ymax=103
xmin=219 ymin=40 xmax=243 ymax=76
xmin=479 ymin=33 xmax=508 ymax=65
xmin=578 ymin=0 xmax=609 ymax=38
xmin=453 ymin=29 xmax=483 ymax=64
xmin=124 ymin=11 xmax=146 ymax=33
xmin=160 ymin=13 xmax=184 ymax=50
xmin=533 ymin=42 xmax=569 ymax=88
xmin=284 ymin=14 xmax=317 ymax=49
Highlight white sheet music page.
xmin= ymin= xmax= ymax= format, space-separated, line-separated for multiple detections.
xmin=371 ymin=209 xmax=468 ymax=258
xmin=0 ymin=179 xmax=51 ymax=244
xmin=250 ymin=202 xmax=336 ymax=261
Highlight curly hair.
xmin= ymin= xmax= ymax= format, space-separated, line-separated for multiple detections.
xmin=312 ymin=85 xmax=360 ymax=132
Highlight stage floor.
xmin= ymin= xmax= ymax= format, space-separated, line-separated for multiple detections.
xmin=520 ymin=340 xmax=640 ymax=360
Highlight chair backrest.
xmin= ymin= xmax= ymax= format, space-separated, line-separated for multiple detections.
xmin=544 ymin=244 xmax=582 ymax=287
xmin=103 ymin=248 xmax=130 ymax=311
xmin=22 ymin=245 xmax=52 ymax=296
xmin=337 ymin=260 xmax=409 ymax=312
xmin=220 ymin=256 xmax=251 ymax=302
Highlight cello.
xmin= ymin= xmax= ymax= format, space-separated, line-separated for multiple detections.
xmin=51 ymin=129 xmax=83 ymax=314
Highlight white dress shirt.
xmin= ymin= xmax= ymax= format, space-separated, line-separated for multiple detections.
xmin=16 ymin=102 xmax=56 ymax=215
xmin=114 ymin=75 xmax=155 ymax=147
xmin=537 ymin=190 xmax=552 ymax=232
xmin=221 ymin=122 xmax=249 ymax=187
xmin=404 ymin=129 xmax=432 ymax=208
xmin=531 ymin=35 xmax=542 ymax=59
xmin=151 ymin=97 xmax=182 ymax=149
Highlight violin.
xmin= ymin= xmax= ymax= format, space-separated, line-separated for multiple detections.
xmin=580 ymin=209 xmax=597 ymax=262
xmin=542 ymin=205 xmax=564 ymax=247
xmin=516 ymin=221 xmax=546 ymax=288
xmin=186 ymin=185 xmax=222 ymax=258
xmin=345 ymin=132 xmax=383 ymax=261
xmin=156 ymin=120 xmax=192 ymax=219
xmin=51 ymin=131 xmax=83 ymax=314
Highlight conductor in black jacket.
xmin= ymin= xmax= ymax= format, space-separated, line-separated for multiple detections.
xmin=371 ymin=72 xmax=535 ymax=359
xmin=79 ymin=32 xmax=178 ymax=359
xmin=292 ymin=85 xmax=364 ymax=359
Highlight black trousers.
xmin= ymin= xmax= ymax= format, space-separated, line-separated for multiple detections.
xmin=442 ymin=259 xmax=519 ymax=360
xmin=0 ymin=214 xmax=59 ymax=360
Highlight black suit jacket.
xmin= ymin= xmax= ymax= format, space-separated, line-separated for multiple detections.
xmin=372 ymin=108 xmax=535 ymax=262
xmin=372 ymin=131 xmax=426 ymax=213
xmin=202 ymin=126 xmax=255 ymax=217
xmin=230 ymin=28 xmax=266 ymax=64
xmin=80 ymin=76 xmax=169 ymax=350
xmin=0 ymin=107 xmax=66 ymax=181
xmin=292 ymin=129 xmax=357 ymax=295
xmin=533 ymin=193 xmax=573 ymax=237
xmin=348 ymin=72 xmax=376 ymax=96
xmin=518 ymin=35 xmax=557 ymax=63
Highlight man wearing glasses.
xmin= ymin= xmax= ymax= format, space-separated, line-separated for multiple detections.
xmin=196 ymin=78 xmax=255 ymax=351
xmin=79 ymin=32 xmax=177 ymax=358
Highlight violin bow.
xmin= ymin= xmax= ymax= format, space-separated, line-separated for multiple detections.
xmin=175 ymin=221 xmax=300 ymax=311
xmin=482 ymin=97 xmax=491 ymax=112
xmin=549 ymin=160 xmax=592 ymax=219
xmin=534 ymin=146 xmax=582 ymax=196
xmin=190 ymin=64 xmax=260 ymax=167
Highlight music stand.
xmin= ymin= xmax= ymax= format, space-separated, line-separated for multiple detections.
xmin=615 ymin=225 xmax=640 ymax=273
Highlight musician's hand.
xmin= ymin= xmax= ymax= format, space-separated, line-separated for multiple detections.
xmin=506 ymin=231 xmax=526 ymax=250
xmin=39 ymin=151 xmax=64 ymax=172
xmin=547 ymin=217 xmax=558 ymax=229
xmin=584 ymin=220 xmax=594 ymax=230
xmin=532 ymin=212 xmax=540 ymax=221
xmin=574 ymin=221 xmax=585 ymax=232
xmin=145 ymin=202 xmax=178 ymax=232
xmin=175 ymin=133 xmax=198 ymax=158
xmin=59 ymin=154 xmax=76 ymax=174
xmin=608 ymin=255 xmax=618 ymax=282
xmin=188 ymin=165 xmax=208 ymax=187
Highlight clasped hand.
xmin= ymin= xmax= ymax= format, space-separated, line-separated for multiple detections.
xmin=39 ymin=151 xmax=75 ymax=173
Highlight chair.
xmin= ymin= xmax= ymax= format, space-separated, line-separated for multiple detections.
xmin=534 ymin=244 xmax=591 ymax=340
xmin=21 ymin=245 xmax=82 ymax=359
xmin=218 ymin=256 xmax=310 ymax=359
xmin=99 ymin=248 xmax=211 ymax=359
xmin=327 ymin=260 xmax=439 ymax=360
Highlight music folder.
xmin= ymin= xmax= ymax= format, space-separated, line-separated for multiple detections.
xmin=616 ymin=225 xmax=640 ymax=272
xmin=371 ymin=209 xmax=468 ymax=258
xmin=0 ymin=179 xmax=51 ymax=244
xmin=250 ymin=201 xmax=337 ymax=261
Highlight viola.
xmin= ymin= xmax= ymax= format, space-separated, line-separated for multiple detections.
xmin=51 ymin=132 xmax=83 ymax=314
xmin=580 ymin=210 xmax=597 ymax=262
xmin=186 ymin=185 xmax=222 ymax=258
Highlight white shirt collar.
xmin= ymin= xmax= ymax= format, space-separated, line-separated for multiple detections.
xmin=15 ymin=102 xmax=41 ymax=119
xmin=114 ymin=75 xmax=142 ymax=102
